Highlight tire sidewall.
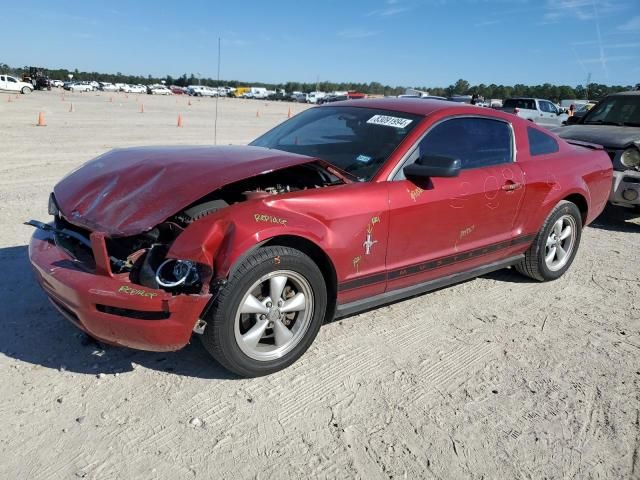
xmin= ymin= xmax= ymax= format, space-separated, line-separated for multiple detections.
xmin=206 ymin=247 xmax=327 ymax=376
xmin=536 ymin=202 xmax=582 ymax=280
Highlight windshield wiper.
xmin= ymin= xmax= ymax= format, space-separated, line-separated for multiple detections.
xmin=584 ymin=120 xmax=624 ymax=126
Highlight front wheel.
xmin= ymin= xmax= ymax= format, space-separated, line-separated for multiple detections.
xmin=21 ymin=86 xmax=32 ymax=94
xmin=515 ymin=200 xmax=582 ymax=281
xmin=200 ymin=246 xmax=327 ymax=377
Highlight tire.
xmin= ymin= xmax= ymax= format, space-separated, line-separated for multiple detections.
xmin=200 ymin=246 xmax=327 ymax=377
xmin=515 ymin=200 xmax=582 ymax=281
xmin=21 ymin=86 xmax=32 ymax=95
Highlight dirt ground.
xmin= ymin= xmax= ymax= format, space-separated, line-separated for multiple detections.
xmin=1 ymin=90 xmax=639 ymax=480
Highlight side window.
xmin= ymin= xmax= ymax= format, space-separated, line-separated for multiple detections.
xmin=541 ymin=101 xmax=556 ymax=114
xmin=528 ymin=127 xmax=559 ymax=156
xmin=7 ymin=76 xmax=16 ymax=83
xmin=410 ymin=117 xmax=513 ymax=171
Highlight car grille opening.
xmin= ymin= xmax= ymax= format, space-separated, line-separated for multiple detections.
xmin=96 ymin=304 xmax=170 ymax=320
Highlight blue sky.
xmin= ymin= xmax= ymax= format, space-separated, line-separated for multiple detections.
xmin=3 ymin=0 xmax=639 ymax=87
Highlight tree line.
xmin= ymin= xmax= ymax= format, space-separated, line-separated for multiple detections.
xmin=0 ymin=63 xmax=633 ymax=101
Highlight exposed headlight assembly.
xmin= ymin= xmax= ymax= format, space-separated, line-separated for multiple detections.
xmin=621 ymin=148 xmax=640 ymax=169
xmin=48 ymin=193 xmax=60 ymax=216
xmin=155 ymin=259 xmax=200 ymax=288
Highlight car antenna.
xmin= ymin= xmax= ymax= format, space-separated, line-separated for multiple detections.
xmin=214 ymin=37 xmax=221 ymax=145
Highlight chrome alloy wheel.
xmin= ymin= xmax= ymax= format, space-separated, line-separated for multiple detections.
xmin=234 ymin=270 xmax=314 ymax=361
xmin=544 ymin=214 xmax=577 ymax=271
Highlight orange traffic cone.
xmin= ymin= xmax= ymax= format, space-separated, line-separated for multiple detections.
xmin=140 ymin=104 xmax=144 ymax=113
xmin=177 ymin=114 xmax=183 ymax=127
xmin=36 ymin=112 xmax=46 ymax=126
xmin=287 ymin=107 xmax=292 ymax=118
xmin=109 ymin=96 xmax=113 ymax=102
xmin=7 ymin=96 xmax=11 ymax=103
xmin=256 ymin=110 xmax=260 ymax=118
xmin=69 ymin=103 xmax=74 ymax=113
xmin=188 ymin=99 xmax=192 ymax=106
xmin=15 ymin=94 xmax=19 ymax=99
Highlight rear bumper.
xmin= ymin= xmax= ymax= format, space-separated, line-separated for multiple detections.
xmin=28 ymin=228 xmax=211 ymax=351
xmin=610 ymin=169 xmax=640 ymax=208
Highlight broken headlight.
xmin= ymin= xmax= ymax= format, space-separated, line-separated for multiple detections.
xmin=621 ymin=148 xmax=640 ymax=169
xmin=155 ymin=259 xmax=200 ymax=288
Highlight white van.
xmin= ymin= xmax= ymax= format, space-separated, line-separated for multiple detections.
xmin=244 ymin=87 xmax=268 ymax=99
xmin=307 ymin=91 xmax=326 ymax=104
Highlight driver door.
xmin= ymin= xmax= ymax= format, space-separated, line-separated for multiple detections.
xmin=386 ymin=116 xmax=525 ymax=293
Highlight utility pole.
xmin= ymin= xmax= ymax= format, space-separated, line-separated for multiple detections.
xmin=585 ymin=72 xmax=591 ymax=100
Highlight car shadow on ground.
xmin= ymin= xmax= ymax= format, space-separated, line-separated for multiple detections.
xmin=589 ymin=205 xmax=640 ymax=233
xmin=0 ymin=245 xmax=238 ymax=380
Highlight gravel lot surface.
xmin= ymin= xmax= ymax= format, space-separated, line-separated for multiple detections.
xmin=1 ymin=90 xmax=639 ymax=479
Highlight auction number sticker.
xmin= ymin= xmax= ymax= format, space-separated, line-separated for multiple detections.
xmin=367 ymin=115 xmax=413 ymax=128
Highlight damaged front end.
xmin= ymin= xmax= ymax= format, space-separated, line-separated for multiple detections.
xmin=26 ymin=158 xmax=343 ymax=350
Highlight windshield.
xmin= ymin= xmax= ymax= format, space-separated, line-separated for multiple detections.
xmin=250 ymin=106 xmax=422 ymax=181
xmin=583 ymin=95 xmax=640 ymax=126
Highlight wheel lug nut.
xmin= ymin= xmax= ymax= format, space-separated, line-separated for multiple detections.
xmin=260 ymin=315 xmax=266 ymax=320
xmin=266 ymin=302 xmax=272 ymax=308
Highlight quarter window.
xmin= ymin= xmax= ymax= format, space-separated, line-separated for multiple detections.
xmin=528 ymin=127 xmax=559 ymax=156
xmin=409 ymin=117 xmax=513 ymax=171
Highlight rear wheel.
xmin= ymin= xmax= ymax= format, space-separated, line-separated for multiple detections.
xmin=200 ymin=246 xmax=327 ymax=377
xmin=515 ymin=201 xmax=582 ymax=281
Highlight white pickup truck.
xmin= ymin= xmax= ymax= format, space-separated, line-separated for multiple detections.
xmin=0 ymin=74 xmax=33 ymax=94
xmin=501 ymin=98 xmax=568 ymax=128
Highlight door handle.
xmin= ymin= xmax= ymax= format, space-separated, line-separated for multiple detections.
xmin=501 ymin=182 xmax=523 ymax=191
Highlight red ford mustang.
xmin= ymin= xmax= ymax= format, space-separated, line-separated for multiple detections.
xmin=27 ymin=98 xmax=612 ymax=376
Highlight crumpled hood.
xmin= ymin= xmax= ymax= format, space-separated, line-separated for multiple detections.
xmin=555 ymin=125 xmax=640 ymax=150
xmin=54 ymin=145 xmax=314 ymax=236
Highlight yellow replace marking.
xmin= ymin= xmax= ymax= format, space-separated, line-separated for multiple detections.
xmin=459 ymin=225 xmax=476 ymax=239
xmin=407 ymin=186 xmax=424 ymax=202
xmin=353 ymin=256 xmax=362 ymax=273
xmin=254 ymin=213 xmax=288 ymax=225
xmin=118 ymin=285 xmax=158 ymax=298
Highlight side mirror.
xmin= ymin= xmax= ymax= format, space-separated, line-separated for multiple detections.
xmin=404 ymin=155 xmax=461 ymax=180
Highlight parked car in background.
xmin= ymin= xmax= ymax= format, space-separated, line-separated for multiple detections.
xmin=307 ymin=92 xmax=326 ymax=104
xmin=50 ymin=80 xmax=64 ymax=88
xmin=98 ymin=82 xmax=118 ymax=92
xmin=66 ymin=82 xmax=94 ymax=92
xmin=318 ymin=93 xmax=347 ymax=104
xmin=0 ymin=74 xmax=33 ymax=94
xmin=26 ymin=98 xmax=612 ymax=376
xmin=267 ymin=91 xmax=289 ymax=101
xmin=555 ymin=90 xmax=640 ymax=210
xmin=501 ymin=98 xmax=568 ymax=128
xmin=147 ymin=85 xmax=172 ymax=95
xmin=187 ymin=85 xmax=218 ymax=97
xmin=170 ymin=86 xmax=187 ymax=95
xmin=292 ymin=92 xmax=309 ymax=103
xmin=122 ymin=84 xmax=146 ymax=94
